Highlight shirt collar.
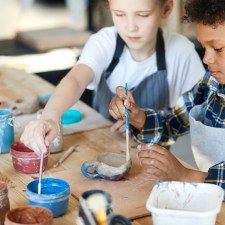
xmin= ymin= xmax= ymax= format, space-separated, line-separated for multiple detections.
xmin=206 ymin=71 xmax=225 ymax=98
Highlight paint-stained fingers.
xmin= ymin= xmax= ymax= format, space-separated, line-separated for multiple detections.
xmin=44 ymin=121 xmax=59 ymax=146
xmin=110 ymin=120 xmax=125 ymax=132
xmin=20 ymin=120 xmax=49 ymax=155
xmin=116 ymin=86 xmax=135 ymax=102
xmin=109 ymin=96 xmax=125 ymax=120
xmin=124 ymin=100 xmax=146 ymax=130
xmin=109 ymin=104 xmax=123 ymax=120
xmin=137 ymin=143 xmax=168 ymax=155
xmin=142 ymin=145 xmax=181 ymax=168
xmin=139 ymin=153 xmax=168 ymax=172
xmin=137 ymin=143 xmax=154 ymax=151
xmin=27 ymin=123 xmax=47 ymax=155
xmin=138 ymin=146 xmax=173 ymax=169
xmin=137 ymin=144 xmax=165 ymax=157
xmin=138 ymin=145 xmax=188 ymax=181
xmin=143 ymin=165 xmax=166 ymax=181
xmin=116 ymin=86 xmax=126 ymax=100
xmin=118 ymin=122 xmax=126 ymax=133
xmin=20 ymin=120 xmax=35 ymax=145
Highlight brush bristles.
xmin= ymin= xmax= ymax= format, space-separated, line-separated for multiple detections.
xmin=95 ymin=211 xmax=107 ymax=225
xmin=86 ymin=193 xmax=108 ymax=225
xmin=86 ymin=193 xmax=108 ymax=212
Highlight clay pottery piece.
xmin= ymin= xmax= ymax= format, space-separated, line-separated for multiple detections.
xmin=48 ymin=123 xmax=64 ymax=154
xmin=4 ymin=206 xmax=53 ymax=225
xmin=81 ymin=152 xmax=132 ymax=181
xmin=26 ymin=178 xmax=70 ymax=218
xmin=3 ymin=95 xmax=39 ymax=116
xmin=10 ymin=142 xmax=48 ymax=174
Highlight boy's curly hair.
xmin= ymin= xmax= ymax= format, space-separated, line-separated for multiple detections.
xmin=183 ymin=0 xmax=225 ymax=25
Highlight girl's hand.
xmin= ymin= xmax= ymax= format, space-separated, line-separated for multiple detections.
xmin=20 ymin=119 xmax=59 ymax=156
xmin=109 ymin=86 xmax=146 ymax=131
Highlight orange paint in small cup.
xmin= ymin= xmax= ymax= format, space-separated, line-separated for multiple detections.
xmin=4 ymin=206 xmax=53 ymax=225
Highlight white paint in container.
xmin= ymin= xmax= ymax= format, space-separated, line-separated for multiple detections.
xmin=146 ymin=181 xmax=224 ymax=225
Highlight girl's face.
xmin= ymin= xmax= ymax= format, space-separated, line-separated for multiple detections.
xmin=197 ymin=23 xmax=225 ymax=84
xmin=109 ymin=0 xmax=172 ymax=60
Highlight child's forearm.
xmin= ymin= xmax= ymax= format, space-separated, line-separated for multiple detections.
xmin=184 ymin=168 xmax=208 ymax=183
xmin=40 ymin=65 xmax=93 ymax=123
xmin=41 ymin=77 xmax=81 ymax=122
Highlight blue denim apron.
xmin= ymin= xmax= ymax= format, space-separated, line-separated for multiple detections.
xmin=93 ymin=29 xmax=169 ymax=121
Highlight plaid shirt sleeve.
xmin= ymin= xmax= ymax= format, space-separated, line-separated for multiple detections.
xmin=205 ymin=162 xmax=225 ymax=198
xmin=132 ymin=77 xmax=208 ymax=146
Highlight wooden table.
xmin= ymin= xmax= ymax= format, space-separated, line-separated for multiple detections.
xmin=0 ymin=67 xmax=224 ymax=225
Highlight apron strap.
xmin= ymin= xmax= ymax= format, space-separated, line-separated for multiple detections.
xmin=105 ymin=35 xmax=125 ymax=77
xmin=156 ymin=28 xmax=166 ymax=71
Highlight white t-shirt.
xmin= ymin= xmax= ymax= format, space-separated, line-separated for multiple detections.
xmin=77 ymin=26 xmax=205 ymax=108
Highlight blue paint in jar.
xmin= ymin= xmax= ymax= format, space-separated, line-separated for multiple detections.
xmin=0 ymin=109 xmax=14 ymax=154
xmin=26 ymin=178 xmax=70 ymax=217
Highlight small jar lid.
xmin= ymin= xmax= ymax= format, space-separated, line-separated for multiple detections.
xmin=61 ymin=109 xmax=82 ymax=125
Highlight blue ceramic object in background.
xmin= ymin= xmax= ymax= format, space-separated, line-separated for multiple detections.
xmin=26 ymin=178 xmax=70 ymax=217
xmin=0 ymin=109 xmax=14 ymax=154
xmin=61 ymin=109 xmax=82 ymax=125
xmin=81 ymin=152 xmax=132 ymax=181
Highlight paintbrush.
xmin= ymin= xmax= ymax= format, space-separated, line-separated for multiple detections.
xmin=38 ymin=152 xmax=44 ymax=194
xmin=125 ymin=83 xmax=130 ymax=162
xmin=53 ymin=144 xmax=78 ymax=168
xmin=86 ymin=193 xmax=108 ymax=225
xmin=38 ymin=124 xmax=47 ymax=195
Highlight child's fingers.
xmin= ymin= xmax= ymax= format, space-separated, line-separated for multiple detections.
xmin=109 ymin=96 xmax=125 ymax=120
xmin=110 ymin=120 xmax=125 ymax=132
xmin=116 ymin=86 xmax=126 ymax=100
xmin=116 ymin=86 xmax=135 ymax=102
xmin=137 ymin=144 xmax=167 ymax=154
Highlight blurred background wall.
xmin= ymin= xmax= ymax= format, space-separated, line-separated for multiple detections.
xmin=0 ymin=0 xmax=196 ymax=39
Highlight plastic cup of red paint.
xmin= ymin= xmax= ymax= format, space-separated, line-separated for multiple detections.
xmin=10 ymin=141 xmax=48 ymax=174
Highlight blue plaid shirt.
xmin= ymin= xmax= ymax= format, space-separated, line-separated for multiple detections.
xmin=133 ymin=71 xmax=225 ymax=190
xmin=134 ymin=71 xmax=225 ymax=145
xmin=206 ymin=162 xmax=225 ymax=197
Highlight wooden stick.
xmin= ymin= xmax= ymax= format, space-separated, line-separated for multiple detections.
xmin=53 ymin=144 xmax=78 ymax=168
xmin=38 ymin=152 xmax=44 ymax=194
xmin=38 ymin=124 xmax=46 ymax=194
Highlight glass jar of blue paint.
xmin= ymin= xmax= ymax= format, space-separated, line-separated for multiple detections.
xmin=26 ymin=178 xmax=70 ymax=218
xmin=0 ymin=109 xmax=14 ymax=154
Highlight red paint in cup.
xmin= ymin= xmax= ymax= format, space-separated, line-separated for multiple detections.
xmin=10 ymin=142 xmax=48 ymax=174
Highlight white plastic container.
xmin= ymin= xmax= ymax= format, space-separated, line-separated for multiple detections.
xmin=146 ymin=181 xmax=224 ymax=225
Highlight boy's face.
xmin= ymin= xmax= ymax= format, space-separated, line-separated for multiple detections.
xmin=197 ymin=23 xmax=225 ymax=84
xmin=109 ymin=0 xmax=172 ymax=59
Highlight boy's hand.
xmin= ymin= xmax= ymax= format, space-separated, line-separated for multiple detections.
xmin=20 ymin=119 xmax=58 ymax=156
xmin=109 ymin=86 xmax=146 ymax=131
xmin=137 ymin=143 xmax=204 ymax=182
